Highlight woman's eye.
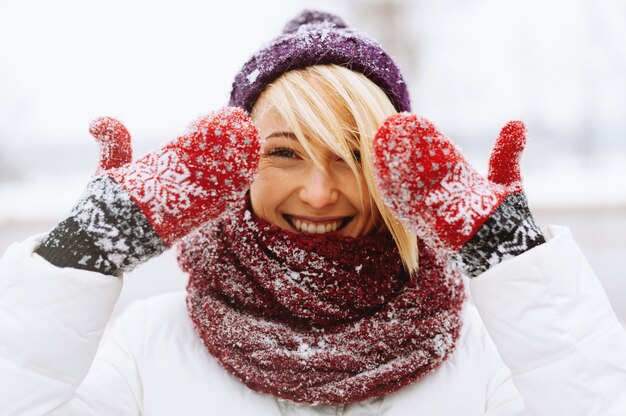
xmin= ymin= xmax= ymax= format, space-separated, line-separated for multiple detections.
xmin=267 ymin=147 xmax=300 ymax=159
xmin=338 ymin=150 xmax=361 ymax=164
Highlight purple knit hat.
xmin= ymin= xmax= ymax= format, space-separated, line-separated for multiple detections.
xmin=229 ymin=10 xmax=411 ymax=113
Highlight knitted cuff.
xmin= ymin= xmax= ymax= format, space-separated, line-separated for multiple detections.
xmin=35 ymin=176 xmax=166 ymax=276
xmin=458 ymin=193 xmax=545 ymax=277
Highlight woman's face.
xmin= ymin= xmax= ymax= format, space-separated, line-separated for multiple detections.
xmin=249 ymin=102 xmax=379 ymax=238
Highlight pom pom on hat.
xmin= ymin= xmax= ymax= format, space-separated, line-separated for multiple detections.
xmin=229 ymin=9 xmax=411 ymax=114
xmin=282 ymin=9 xmax=347 ymax=33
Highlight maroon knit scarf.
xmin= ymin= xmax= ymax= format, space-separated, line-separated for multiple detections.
xmin=178 ymin=198 xmax=465 ymax=405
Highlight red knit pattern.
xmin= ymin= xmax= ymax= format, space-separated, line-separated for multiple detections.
xmin=179 ymin=197 xmax=465 ymax=405
xmin=108 ymin=107 xmax=260 ymax=245
xmin=372 ymin=113 xmax=509 ymax=253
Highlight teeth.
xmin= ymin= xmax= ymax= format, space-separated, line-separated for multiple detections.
xmin=291 ymin=217 xmax=343 ymax=234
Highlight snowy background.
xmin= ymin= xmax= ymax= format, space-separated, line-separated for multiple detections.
xmin=1 ymin=0 xmax=625 ymax=322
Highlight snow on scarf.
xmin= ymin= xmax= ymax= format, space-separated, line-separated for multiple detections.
xmin=178 ymin=197 xmax=465 ymax=405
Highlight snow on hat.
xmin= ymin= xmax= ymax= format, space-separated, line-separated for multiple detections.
xmin=229 ymin=9 xmax=411 ymax=113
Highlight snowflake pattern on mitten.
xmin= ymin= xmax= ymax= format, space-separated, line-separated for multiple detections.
xmin=373 ymin=114 xmax=545 ymax=277
xmin=115 ymin=148 xmax=209 ymax=226
xmin=424 ymin=162 xmax=502 ymax=238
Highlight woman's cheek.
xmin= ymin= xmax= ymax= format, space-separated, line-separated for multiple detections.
xmin=250 ymin=163 xmax=295 ymax=204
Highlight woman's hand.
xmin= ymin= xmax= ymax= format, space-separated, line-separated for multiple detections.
xmin=35 ymin=107 xmax=261 ymax=275
xmin=372 ymin=113 xmax=545 ymax=276
xmin=106 ymin=107 xmax=260 ymax=245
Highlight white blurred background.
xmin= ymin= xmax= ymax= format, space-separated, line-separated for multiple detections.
xmin=1 ymin=0 xmax=625 ymax=322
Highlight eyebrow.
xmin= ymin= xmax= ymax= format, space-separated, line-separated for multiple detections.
xmin=264 ymin=131 xmax=299 ymax=141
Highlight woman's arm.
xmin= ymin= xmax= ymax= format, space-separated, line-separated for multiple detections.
xmin=0 ymin=235 xmax=124 ymax=414
xmin=471 ymin=225 xmax=626 ymax=415
xmin=372 ymin=114 xmax=626 ymax=414
xmin=0 ymin=109 xmax=260 ymax=413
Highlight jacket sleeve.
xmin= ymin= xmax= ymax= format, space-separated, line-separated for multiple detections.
xmin=470 ymin=225 xmax=626 ymax=415
xmin=0 ymin=235 xmax=140 ymax=415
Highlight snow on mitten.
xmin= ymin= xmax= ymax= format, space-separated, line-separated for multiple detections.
xmin=372 ymin=113 xmax=545 ymax=277
xmin=36 ymin=107 xmax=260 ymax=276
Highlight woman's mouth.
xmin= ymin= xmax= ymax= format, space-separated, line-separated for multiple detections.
xmin=283 ymin=214 xmax=353 ymax=234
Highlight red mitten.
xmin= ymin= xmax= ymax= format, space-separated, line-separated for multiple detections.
xmin=36 ymin=107 xmax=261 ymax=275
xmin=373 ymin=114 xmax=544 ymax=275
xmin=373 ymin=113 xmax=508 ymax=252
xmin=107 ymin=108 xmax=259 ymax=245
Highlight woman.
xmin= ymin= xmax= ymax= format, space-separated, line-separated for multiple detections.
xmin=1 ymin=10 xmax=625 ymax=415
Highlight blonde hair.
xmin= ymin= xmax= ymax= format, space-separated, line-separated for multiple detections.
xmin=251 ymin=64 xmax=419 ymax=275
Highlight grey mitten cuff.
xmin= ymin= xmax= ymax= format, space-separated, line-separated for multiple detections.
xmin=35 ymin=176 xmax=166 ymax=276
xmin=458 ymin=193 xmax=545 ymax=277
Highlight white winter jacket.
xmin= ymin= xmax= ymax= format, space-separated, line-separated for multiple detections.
xmin=1 ymin=225 xmax=625 ymax=415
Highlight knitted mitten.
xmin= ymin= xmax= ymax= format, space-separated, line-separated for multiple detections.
xmin=35 ymin=107 xmax=260 ymax=276
xmin=372 ymin=113 xmax=545 ymax=277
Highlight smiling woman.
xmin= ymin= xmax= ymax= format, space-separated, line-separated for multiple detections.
xmin=1 ymin=8 xmax=625 ymax=416
xmin=249 ymin=65 xmax=419 ymax=272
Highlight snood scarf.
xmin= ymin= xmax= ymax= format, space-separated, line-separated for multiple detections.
xmin=179 ymin=197 xmax=465 ymax=405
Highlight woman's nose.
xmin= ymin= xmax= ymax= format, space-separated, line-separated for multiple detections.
xmin=299 ymin=166 xmax=339 ymax=209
